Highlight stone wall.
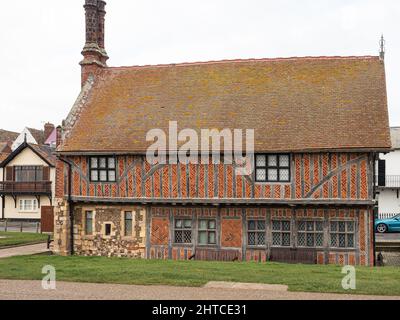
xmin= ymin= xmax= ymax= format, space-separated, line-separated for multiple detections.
xmin=53 ymin=198 xmax=71 ymax=256
xmin=72 ymin=205 xmax=146 ymax=258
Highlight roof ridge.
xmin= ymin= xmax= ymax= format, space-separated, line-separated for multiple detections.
xmin=107 ymin=55 xmax=379 ymax=70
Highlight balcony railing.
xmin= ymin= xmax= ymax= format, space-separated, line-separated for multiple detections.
xmin=376 ymin=175 xmax=400 ymax=188
xmin=0 ymin=181 xmax=52 ymax=195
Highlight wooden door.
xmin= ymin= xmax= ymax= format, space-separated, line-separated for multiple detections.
xmin=41 ymin=206 xmax=54 ymax=233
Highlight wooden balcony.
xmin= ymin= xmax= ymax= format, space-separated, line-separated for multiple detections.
xmin=0 ymin=181 xmax=52 ymax=196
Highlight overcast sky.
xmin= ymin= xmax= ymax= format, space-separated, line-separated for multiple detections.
xmin=0 ymin=0 xmax=399 ymax=133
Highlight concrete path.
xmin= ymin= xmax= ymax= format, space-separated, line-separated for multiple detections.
xmin=0 ymin=243 xmax=49 ymax=259
xmin=0 ymin=280 xmax=398 ymax=300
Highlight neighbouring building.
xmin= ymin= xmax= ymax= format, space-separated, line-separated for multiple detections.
xmin=53 ymin=1 xmax=391 ymax=266
xmin=0 ymin=124 xmax=57 ymax=227
xmin=377 ymin=127 xmax=400 ymax=219
xmin=0 ymin=129 xmax=18 ymax=162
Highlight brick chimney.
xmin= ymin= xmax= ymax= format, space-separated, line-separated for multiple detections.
xmin=44 ymin=122 xmax=55 ymax=141
xmin=80 ymin=0 xmax=109 ymax=87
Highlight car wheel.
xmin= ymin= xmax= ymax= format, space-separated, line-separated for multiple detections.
xmin=376 ymin=223 xmax=388 ymax=234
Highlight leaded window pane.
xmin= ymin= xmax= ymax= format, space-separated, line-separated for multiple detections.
xmin=298 ymin=221 xmax=306 ymax=231
xmin=99 ymin=158 xmax=107 ymax=168
xmin=108 ymin=171 xmax=116 ymax=182
xmin=175 ymin=220 xmax=183 ymax=228
xmin=248 ymin=232 xmax=256 ymax=246
xmin=175 ymin=231 xmax=183 ymax=243
xmin=184 ymin=220 xmax=192 ymax=228
xmin=184 ymin=230 xmax=192 ymax=243
xmin=272 ymin=221 xmax=281 ymax=231
xmin=248 ymin=221 xmax=256 ymax=231
xmin=256 ymin=169 xmax=266 ymax=181
xmin=91 ymin=158 xmax=98 ymax=168
xmin=268 ymin=169 xmax=278 ymax=181
xmin=282 ymin=221 xmax=291 ymax=231
xmin=257 ymin=220 xmax=265 ymax=230
xmin=339 ymin=222 xmax=346 ymax=232
xmin=199 ymin=231 xmax=208 ymax=245
xmin=108 ymin=158 xmax=116 ymax=169
xmin=307 ymin=233 xmax=314 ymax=247
xmin=330 ymin=222 xmax=337 ymax=232
xmin=268 ymin=155 xmax=277 ymax=167
xmin=331 ymin=234 xmax=338 ymax=247
xmin=125 ymin=212 xmax=132 ymax=220
xmin=316 ymin=233 xmax=324 ymax=247
xmin=339 ymin=234 xmax=346 ymax=248
xmin=272 ymin=233 xmax=280 ymax=246
xmin=282 ymin=233 xmax=291 ymax=246
xmin=279 ymin=155 xmax=290 ymax=167
xmin=85 ymin=212 xmax=93 ymax=235
xmin=91 ymin=170 xmax=98 ymax=181
xmin=280 ymin=169 xmax=290 ymax=181
xmin=257 ymin=232 xmax=266 ymax=245
xmin=125 ymin=219 xmax=132 ymax=236
xmin=99 ymin=170 xmax=107 ymax=182
xmin=298 ymin=233 xmax=306 ymax=246
xmin=347 ymin=222 xmax=354 ymax=232
xmin=208 ymin=231 xmax=216 ymax=244
xmin=256 ymin=155 xmax=266 ymax=167
xmin=306 ymin=221 xmax=314 ymax=232
xmin=347 ymin=235 xmax=354 ymax=248
xmin=316 ymin=221 xmax=323 ymax=232
xmin=199 ymin=220 xmax=208 ymax=230
xmin=208 ymin=220 xmax=216 ymax=230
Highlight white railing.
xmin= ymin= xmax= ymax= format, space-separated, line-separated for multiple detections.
xmin=378 ymin=213 xmax=399 ymax=220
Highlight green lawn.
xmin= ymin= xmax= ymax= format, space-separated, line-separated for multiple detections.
xmin=0 ymin=232 xmax=48 ymax=248
xmin=0 ymin=255 xmax=399 ymax=296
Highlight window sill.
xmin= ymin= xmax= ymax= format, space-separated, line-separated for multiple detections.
xmin=173 ymin=243 xmax=193 ymax=247
xmin=247 ymin=246 xmax=267 ymax=249
xmin=121 ymin=236 xmax=136 ymax=241
xmin=82 ymin=235 xmax=95 ymax=240
xmin=19 ymin=211 xmax=39 ymax=214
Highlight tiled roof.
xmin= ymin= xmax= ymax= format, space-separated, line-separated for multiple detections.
xmin=0 ymin=129 xmax=18 ymax=143
xmin=29 ymin=144 xmax=56 ymax=166
xmin=60 ymin=56 xmax=392 ymax=153
xmin=27 ymin=128 xmax=45 ymax=145
xmin=390 ymin=127 xmax=400 ymax=149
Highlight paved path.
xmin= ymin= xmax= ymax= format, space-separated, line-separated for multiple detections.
xmin=376 ymin=233 xmax=400 ymax=242
xmin=0 ymin=243 xmax=49 ymax=259
xmin=0 ymin=280 xmax=398 ymax=300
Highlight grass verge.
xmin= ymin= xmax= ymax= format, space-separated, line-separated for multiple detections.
xmin=0 ymin=255 xmax=399 ymax=296
xmin=0 ymin=232 xmax=48 ymax=248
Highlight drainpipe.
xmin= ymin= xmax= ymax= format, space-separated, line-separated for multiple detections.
xmin=372 ymin=153 xmax=377 ymax=266
xmin=59 ymin=156 xmax=74 ymax=256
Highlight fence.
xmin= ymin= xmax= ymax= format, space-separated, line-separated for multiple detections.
xmin=378 ymin=213 xmax=399 ymax=220
xmin=0 ymin=220 xmax=41 ymax=233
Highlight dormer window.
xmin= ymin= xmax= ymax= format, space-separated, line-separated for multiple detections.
xmin=255 ymin=154 xmax=291 ymax=183
xmin=90 ymin=156 xmax=116 ymax=182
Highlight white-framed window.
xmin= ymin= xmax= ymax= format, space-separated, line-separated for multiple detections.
xmin=19 ymin=199 xmax=38 ymax=212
